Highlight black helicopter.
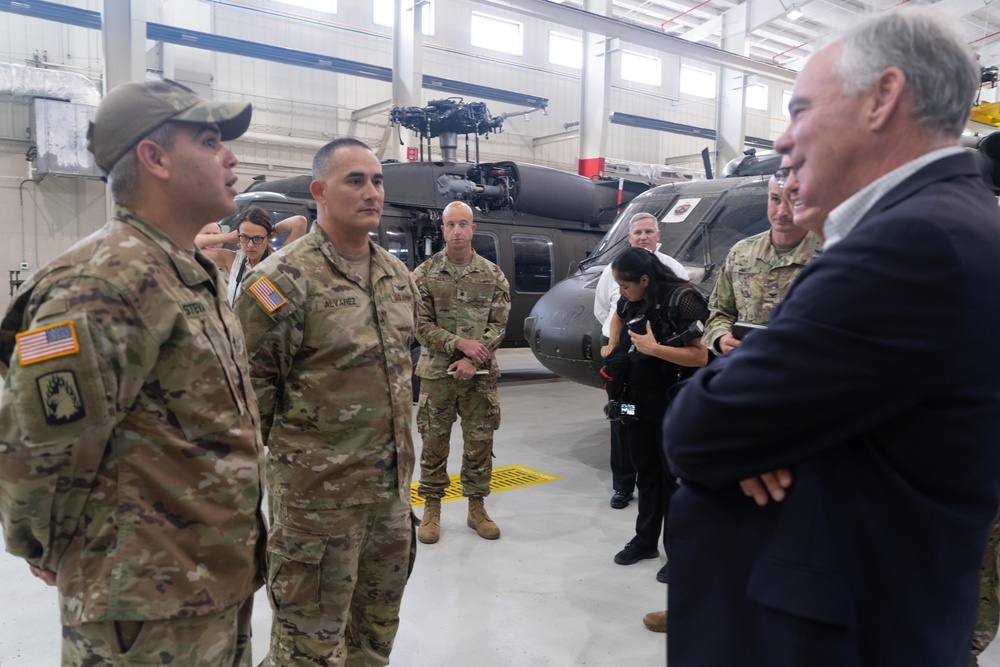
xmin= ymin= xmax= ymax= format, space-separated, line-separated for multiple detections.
xmin=525 ymin=135 xmax=1000 ymax=389
xmin=223 ymin=98 xmax=653 ymax=348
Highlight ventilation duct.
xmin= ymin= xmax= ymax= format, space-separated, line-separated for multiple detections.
xmin=0 ymin=62 xmax=100 ymax=106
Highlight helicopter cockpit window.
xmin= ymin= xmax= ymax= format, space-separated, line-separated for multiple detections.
xmin=677 ymin=194 xmax=769 ymax=278
xmin=472 ymin=232 xmax=499 ymax=265
xmin=512 ymin=234 xmax=553 ymax=293
xmin=384 ymin=225 xmax=409 ymax=266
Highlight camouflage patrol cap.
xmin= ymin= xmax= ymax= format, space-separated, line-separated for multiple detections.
xmin=87 ymin=78 xmax=252 ymax=174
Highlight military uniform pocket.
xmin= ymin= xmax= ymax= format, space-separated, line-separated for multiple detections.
xmin=266 ymin=523 xmax=327 ymax=617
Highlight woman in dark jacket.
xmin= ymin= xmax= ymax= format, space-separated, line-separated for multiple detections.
xmin=609 ymin=246 xmax=709 ymax=583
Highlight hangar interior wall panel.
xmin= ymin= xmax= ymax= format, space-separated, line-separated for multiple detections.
xmin=0 ymin=0 xmax=796 ymax=311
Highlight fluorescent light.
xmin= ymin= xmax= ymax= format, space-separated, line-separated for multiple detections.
xmin=787 ymin=7 xmax=803 ymax=20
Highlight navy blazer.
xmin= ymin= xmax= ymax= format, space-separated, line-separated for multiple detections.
xmin=663 ymin=152 xmax=1000 ymax=667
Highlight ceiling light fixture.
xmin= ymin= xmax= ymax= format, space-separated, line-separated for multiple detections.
xmin=787 ymin=6 xmax=803 ymax=20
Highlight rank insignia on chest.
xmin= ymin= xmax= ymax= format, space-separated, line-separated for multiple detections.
xmin=16 ymin=320 xmax=80 ymax=366
xmin=37 ymin=370 xmax=86 ymax=425
xmin=249 ymin=276 xmax=287 ymax=313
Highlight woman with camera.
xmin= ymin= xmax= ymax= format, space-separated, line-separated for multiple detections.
xmin=607 ymin=246 xmax=709 ymax=583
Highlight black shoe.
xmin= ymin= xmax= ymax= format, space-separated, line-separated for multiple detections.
xmin=614 ymin=541 xmax=659 ymax=565
xmin=610 ymin=491 xmax=634 ymax=509
xmin=656 ymin=563 xmax=669 ymax=583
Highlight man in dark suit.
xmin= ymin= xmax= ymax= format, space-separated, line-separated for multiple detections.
xmin=662 ymin=7 xmax=1000 ymax=666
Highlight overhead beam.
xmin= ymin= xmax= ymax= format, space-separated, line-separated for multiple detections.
xmin=350 ymin=99 xmax=393 ymax=122
xmin=478 ymin=0 xmax=797 ymax=83
xmin=681 ymin=15 xmax=721 ymax=43
xmin=532 ymin=129 xmax=579 ymax=146
xmin=0 ymin=0 xmax=549 ymax=108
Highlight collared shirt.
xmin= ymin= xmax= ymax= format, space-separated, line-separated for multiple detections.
xmin=824 ymin=146 xmax=965 ymax=249
xmin=235 ymin=224 xmax=418 ymax=509
xmin=0 ymin=205 xmax=265 ymax=625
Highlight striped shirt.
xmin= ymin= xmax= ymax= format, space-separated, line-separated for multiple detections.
xmin=823 ymin=146 xmax=965 ymax=250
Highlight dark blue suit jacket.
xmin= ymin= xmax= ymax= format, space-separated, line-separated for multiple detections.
xmin=663 ymin=152 xmax=1000 ymax=667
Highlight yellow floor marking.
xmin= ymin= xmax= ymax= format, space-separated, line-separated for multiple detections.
xmin=410 ymin=463 xmax=561 ymax=507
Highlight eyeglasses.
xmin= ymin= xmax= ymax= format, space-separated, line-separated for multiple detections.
xmin=238 ymin=234 xmax=267 ymax=245
xmin=774 ymin=167 xmax=792 ymax=189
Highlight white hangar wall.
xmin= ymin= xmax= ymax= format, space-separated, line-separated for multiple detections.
xmin=0 ymin=0 xmax=794 ymax=310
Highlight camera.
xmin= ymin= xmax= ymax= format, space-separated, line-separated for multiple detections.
xmin=605 ymin=399 xmax=638 ymax=423
xmin=627 ymin=316 xmax=647 ymax=335
xmin=664 ymin=320 xmax=705 ymax=347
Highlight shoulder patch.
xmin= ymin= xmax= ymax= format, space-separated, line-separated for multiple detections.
xmin=16 ymin=321 xmax=79 ymax=366
xmin=248 ymin=276 xmax=287 ymax=313
xmin=36 ymin=370 xmax=86 ymax=425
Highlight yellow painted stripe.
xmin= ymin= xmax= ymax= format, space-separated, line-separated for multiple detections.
xmin=411 ymin=463 xmax=561 ymax=507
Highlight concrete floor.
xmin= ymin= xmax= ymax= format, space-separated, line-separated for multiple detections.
xmin=1 ymin=348 xmax=998 ymax=665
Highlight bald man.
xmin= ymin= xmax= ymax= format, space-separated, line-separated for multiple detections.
xmin=413 ymin=201 xmax=511 ymax=544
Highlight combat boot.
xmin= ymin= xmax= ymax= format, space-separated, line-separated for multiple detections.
xmin=418 ymin=498 xmax=441 ymax=544
xmin=467 ymin=495 xmax=500 ymax=539
xmin=642 ymin=610 xmax=667 ymax=633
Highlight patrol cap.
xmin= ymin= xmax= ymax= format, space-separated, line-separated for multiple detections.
xmin=87 ymin=78 xmax=253 ymax=174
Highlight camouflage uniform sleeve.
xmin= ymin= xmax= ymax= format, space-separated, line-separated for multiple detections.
xmin=233 ymin=273 xmax=301 ymax=445
xmin=0 ymin=278 xmax=155 ymax=570
xmin=703 ymin=253 xmax=739 ymax=353
xmin=482 ymin=270 xmax=511 ymax=353
xmin=413 ymin=265 xmax=460 ymax=355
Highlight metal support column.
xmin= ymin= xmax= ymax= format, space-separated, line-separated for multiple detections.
xmin=102 ymin=0 xmax=145 ymax=92
xmin=578 ymin=0 xmax=613 ymax=178
xmin=389 ymin=0 xmax=424 ymax=162
xmin=715 ymin=2 xmax=749 ymax=175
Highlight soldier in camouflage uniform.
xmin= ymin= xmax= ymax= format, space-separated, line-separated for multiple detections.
xmin=234 ymin=138 xmax=417 ymax=666
xmin=413 ymin=201 xmax=511 ymax=544
xmin=0 ymin=80 xmax=265 ymax=666
xmin=970 ymin=514 xmax=1000 ymax=666
xmin=702 ymin=174 xmax=822 ymax=354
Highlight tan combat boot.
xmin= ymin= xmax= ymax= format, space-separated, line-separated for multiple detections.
xmin=467 ymin=495 xmax=500 ymax=539
xmin=642 ymin=610 xmax=667 ymax=633
xmin=417 ymin=498 xmax=441 ymax=544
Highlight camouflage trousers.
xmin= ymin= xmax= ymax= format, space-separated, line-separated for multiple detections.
xmin=264 ymin=497 xmax=412 ymax=667
xmin=416 ymin=375 xmax=501 ymax=499
xmin=61 ymin=596 xmax=254 ymax=666
xmin=972 ymin=513 xmax=1000 ymax=655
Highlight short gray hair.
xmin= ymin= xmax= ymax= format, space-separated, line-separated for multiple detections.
xmin=108 ymin=122 xmax=178 ymax=206
xmin=629 ymin=212 xmax=658 ymax=230
xmin=835 ymin=7 xmax=979 ymax=137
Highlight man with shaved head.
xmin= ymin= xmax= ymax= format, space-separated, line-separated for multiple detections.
xmin=413 ymin=200 xmax=510 ymax=544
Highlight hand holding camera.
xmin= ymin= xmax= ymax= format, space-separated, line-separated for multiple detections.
xmin=627 ymin=317 xmax=660 ymax=357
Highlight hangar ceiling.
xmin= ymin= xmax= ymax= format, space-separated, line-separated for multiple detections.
xmin=554 ymin=0 xmax=1000 ymax=73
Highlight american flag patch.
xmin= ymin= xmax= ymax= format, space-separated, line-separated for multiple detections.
xmin=248 ymin=276 xmax=287 ymax=313
xmin=16 ymin=321 xmax=80 ymax=366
